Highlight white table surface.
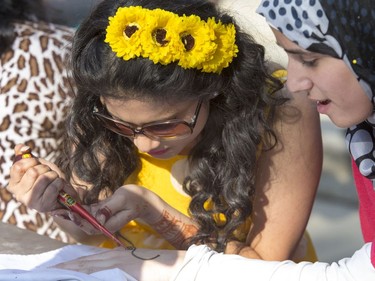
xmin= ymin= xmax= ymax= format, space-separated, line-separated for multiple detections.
xmin=0 ymin=222 xmax=68 ymax=255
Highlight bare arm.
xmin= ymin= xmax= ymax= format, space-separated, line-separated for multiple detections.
xmin=227 ymin=89 xmax=322 ymax=260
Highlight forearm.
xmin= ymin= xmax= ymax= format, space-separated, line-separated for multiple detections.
xmin=172 ymin=243 xmax=375 ymax=281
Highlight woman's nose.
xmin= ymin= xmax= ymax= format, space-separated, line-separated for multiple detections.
xmin=286 ymin=59 xmax=313 ymax=94
xmin=132 ymin=134 xmax=160 ymax=153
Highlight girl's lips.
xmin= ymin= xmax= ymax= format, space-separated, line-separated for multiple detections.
xmin=148 ymin=148 xmax=169 ymax=156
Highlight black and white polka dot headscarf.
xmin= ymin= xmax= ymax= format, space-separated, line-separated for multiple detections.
xmin=257 ymin=0 xmax=375 ymax=187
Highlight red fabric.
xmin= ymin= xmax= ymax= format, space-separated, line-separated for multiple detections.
xmin=372 ymin=240 xmax=375 ymax=268
xmin=351 ymin=159 xmax=375 ymax=243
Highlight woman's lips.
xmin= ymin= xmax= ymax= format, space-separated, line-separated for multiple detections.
xmin=317 ymin=99 xmax=331 ymax=105
xmin=316 ymin=99 xmax=331 ymax=114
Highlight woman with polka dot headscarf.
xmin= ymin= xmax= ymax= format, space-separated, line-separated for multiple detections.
xmin=54 ymin=1 xmax=375 ymax=280
xmin=257 ymin=0 xmax=375 ymax=246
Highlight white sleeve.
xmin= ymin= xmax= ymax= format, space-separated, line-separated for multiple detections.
xmin=171 ymin=243 xmax=375 ymax=281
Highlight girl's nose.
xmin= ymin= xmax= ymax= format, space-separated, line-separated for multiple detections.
xmin=286 ymin=59 xmax=313 ymax=94
xmin=132 ymin=134 xmax=160 ymax=153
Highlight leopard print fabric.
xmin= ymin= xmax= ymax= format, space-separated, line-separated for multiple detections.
xmin=0 ymin=20 xmax=75 ymax=243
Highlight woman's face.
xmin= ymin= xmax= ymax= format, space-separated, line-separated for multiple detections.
xmin=100 ymin=97 xmax=209 ymax=159
xmin=272 ymin=29 xmax=373 ymax=128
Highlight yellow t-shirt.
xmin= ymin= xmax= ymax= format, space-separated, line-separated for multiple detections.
xmin=100 ymin=152 xmax=190 ymax=250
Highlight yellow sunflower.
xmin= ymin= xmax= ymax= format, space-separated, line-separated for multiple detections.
xmin=141 ymin=9 xmax=183 ymax=65
xmin=201 ymin=18 xmax=239 ymax=73
xmin=105 ymin=6 xmax=147 ymax=60
xmin=105 ymin=6 xmax=238 ymax=73
xmin=177 ymin=14 xmax=217 ymax=70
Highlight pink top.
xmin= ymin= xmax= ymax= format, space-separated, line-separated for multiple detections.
xmin=351 ymin=159 xmax=375 ymax=267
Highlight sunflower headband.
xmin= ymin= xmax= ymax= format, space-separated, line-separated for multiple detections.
xmin=105 ymin=6 xmax=239 ymax=74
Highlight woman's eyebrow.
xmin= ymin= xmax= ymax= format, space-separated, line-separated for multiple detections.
xmin=284 ymin=48 xmax=312 ymax=55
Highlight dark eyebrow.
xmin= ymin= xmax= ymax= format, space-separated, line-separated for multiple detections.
xmin=284 ymin=48 xmax=311 ymax=55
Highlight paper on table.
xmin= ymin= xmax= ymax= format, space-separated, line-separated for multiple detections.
xmin=0 ymin=244 xmax=137 ymax=281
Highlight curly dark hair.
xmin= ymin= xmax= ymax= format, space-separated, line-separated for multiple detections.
xmin=57 ymin=0 xmax=287 ymax=252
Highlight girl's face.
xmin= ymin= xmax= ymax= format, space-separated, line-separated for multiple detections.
xmin=100 ymin=97 xmax=209 ymax=159
xmin=272 ymin=29 xmax=373 ymax=128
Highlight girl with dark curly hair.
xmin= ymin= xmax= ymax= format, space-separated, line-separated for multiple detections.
xmin=8 ymin=0 xmax=321 ymax=262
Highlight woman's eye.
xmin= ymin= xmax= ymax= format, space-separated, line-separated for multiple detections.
xmin=301 ymin=59 xmax=317 ymax=67
xmin=299 ymin=55 xmax=317 ymax=67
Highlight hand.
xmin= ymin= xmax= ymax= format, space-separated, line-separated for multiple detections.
xmin=7 ymin=144 xmax=78 ymax=213
xmin=88 ymin=185 xmax=198 ymax=249
xmin=225 ymin=241 xmax=261 ymax=259
xmin=53 ymin=247 xmax=184 ymax=280
xmin=88 ymin=184 xmax=161 ymax=234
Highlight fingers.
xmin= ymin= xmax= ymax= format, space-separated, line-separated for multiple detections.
xmin=13 ymin=144 xmax=31 ymax=156
xmin=8 ymin=160 xmax=51 ymax=196
xmin=91 ymin=202 xmax=111 ymax=226
xmin=92 ymin=197 xmax=123 ymax=225
xmin=13 ymin=144 xmax=62 ymax=176
xmin=8 ymin=144 xmax=63 ymax=212
xmin=9 ymin=153 xmax=40 ymax=186
xmin=91 ymin=185 xmax=149 ymax=230
xmin=38 ymin=177 xmax=65 ymax=211
xmin=11 ymin=166 xmax=62 ymax=212
xmin=97 ymin=206 xmax=112 ymax=223
xmin=13 ymin=152 xmax=33 ymax=163
xmin=93 ymin=204 xmax=135 ymax=233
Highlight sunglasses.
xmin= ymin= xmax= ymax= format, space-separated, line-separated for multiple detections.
xmin=93 ymin=99 xmax=203 ymax=141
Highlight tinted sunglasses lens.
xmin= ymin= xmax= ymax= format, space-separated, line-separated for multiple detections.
xmin=96 ymin=115 xmax=134 ymax=137
xmin=144 ymin=122 xmax=192 ymax=139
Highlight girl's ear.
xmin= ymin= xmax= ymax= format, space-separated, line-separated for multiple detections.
xmin=99 ymin=96 xmax=105 ymax=105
